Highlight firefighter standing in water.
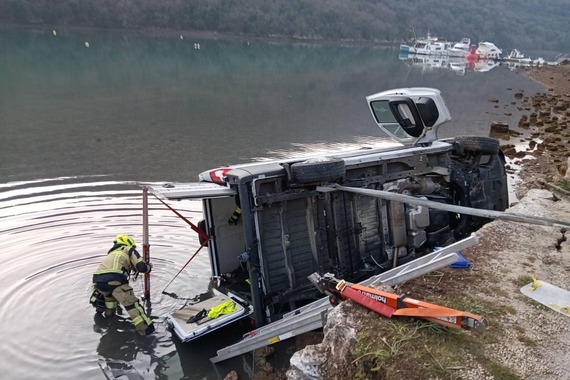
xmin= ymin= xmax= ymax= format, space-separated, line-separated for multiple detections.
xmin=90 ymin=234 xmax=155 ymax=335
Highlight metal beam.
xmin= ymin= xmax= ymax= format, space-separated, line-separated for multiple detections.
xmin=317 ymin=184 xmax=570 ymax=229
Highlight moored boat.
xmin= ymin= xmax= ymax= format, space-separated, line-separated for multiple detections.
xmin=476 ymin=42 xmax=502 ymax=59
xmin=448 ymin=38 xmax=471 ymax=57
xmin=503 ymin=49 xmax=532 ymax=64
xmin=400 ymin=33 xmax=450 ymax=56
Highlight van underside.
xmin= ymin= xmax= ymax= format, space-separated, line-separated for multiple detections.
xmin=200 ymin=137 xmax=508 ymax=323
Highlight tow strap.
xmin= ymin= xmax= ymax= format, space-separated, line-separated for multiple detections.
xmin=151 ymin=193 xmax=209 ymax=241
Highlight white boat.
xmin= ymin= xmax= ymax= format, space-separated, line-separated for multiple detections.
xmin=401 ymin=33 xmax=450 ymax=56
xmin=532 ymin=57 xmax=546 ymax=66
xmin=504 ymin=49 xmax=532 ymax=64
xmin=448 ymin=38 xmax=471 ymax=57
xmin=476 ymin=42 xmax=502 ymax=59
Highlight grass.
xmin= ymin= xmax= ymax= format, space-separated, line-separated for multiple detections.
xmin=350 ymin=293 xmax=519 ymax=380
xmin=555 ymin=178 xmax=570 ymax=192
xmin=344 ymin=266 xmax=528 ymax=380
xmin=513 ymin=275 xmax=534 ymax=288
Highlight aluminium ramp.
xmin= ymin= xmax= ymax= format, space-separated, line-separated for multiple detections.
xmin=210 ymin=234 xmax=479 ymax=363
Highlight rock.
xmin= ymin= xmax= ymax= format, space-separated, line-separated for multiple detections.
xmin=491 ymin=122 xmax=510 ymax=133
xmin=224 ymin=370 xmax=239 ymax=380
xmin=287 ymin=344 xmax=327 ymax=380
xmin=286 ymin=300 xmax=367 ymax=379
xmin=254 ymin=346 xmax=275 ymax=359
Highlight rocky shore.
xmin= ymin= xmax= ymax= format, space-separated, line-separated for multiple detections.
xmin=231 ymin=64 xmax=570 ymax=380
xmin=503 ymin=65 xmax=570 ymax=199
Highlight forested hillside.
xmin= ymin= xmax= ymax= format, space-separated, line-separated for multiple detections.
xmin=0 ymin=0 xmax=568 ymax=51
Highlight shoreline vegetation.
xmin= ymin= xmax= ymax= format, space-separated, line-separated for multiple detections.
xmin=1 ymin=0 xmax=569 ymax=51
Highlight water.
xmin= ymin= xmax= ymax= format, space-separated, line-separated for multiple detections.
xmin=0 ymin=27 xmax=544 ymax=380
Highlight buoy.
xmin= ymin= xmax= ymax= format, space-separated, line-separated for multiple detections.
xmin=85 ymin=41 xmax=90 ymax=48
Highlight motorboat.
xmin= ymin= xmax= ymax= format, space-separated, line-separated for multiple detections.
xmin=448 ymin=38 xmax=471 ymax=57
xmin=476 ymin=42 xmax=502 ymax=59
xmin=503 ymin=49 xmax=532 ymax=64
xmin=400 ymin=33 xmax=450 ymax=56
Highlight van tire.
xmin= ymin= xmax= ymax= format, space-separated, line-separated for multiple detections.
xmin=454 ymin=136 xmax=500 ymax=154
xmin=291 ymin=157 xmax=345 ymax=183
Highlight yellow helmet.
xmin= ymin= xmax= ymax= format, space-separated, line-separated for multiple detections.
xmin=114 ymin=234 xmax=136 ymax=247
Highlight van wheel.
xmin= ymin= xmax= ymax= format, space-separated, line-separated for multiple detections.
xmin=290 ymin=157 xmax=345 ymax=183
xmin=454 ymin=136 xmax=500 ymax=154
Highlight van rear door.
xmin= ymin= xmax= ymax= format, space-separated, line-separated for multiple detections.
xmin=146 ymin=182 xmax=236 ymax=200
xmin=146 ymin=183 xmax=253 ymax=342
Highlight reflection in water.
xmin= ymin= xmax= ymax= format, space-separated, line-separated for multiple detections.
xmin=398 ymin=51 xmax=501 ymax=75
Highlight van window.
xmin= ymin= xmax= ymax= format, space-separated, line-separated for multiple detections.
xmin=370 ymin=100 xmax=411 ymax=139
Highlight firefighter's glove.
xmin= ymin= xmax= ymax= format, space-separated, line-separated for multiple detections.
xmin=228 ymin=207 xmax=242 ymax=225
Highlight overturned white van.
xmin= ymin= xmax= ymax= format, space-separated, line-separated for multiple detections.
xmin=145 ymin=87 xmax=508 ymax=344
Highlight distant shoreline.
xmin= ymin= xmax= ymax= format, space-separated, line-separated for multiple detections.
xmin=0 ymin=22 xmax=398 ymax=48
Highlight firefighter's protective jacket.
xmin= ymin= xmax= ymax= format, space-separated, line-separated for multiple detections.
xmin=93 ymin=245 xmax=150 ymax=284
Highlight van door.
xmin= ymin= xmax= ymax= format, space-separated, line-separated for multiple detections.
xmin=146 ymin=182 xmax=236 ymax=200
xmin=146 ymin=183 xmax=253 ymax=342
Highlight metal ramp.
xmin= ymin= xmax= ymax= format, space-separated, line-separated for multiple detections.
xmin=210 ymin=234 xmax=479 ymax=363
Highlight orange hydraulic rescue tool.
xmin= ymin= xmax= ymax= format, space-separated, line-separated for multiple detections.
xmin=308 ymin=272 xmax=487 ymax=332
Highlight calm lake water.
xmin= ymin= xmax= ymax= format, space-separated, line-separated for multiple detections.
xmin=0 ymin=27 xmax=544 ymax=380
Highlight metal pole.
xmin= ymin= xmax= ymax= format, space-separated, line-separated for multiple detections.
xmin=317 ymin=185 xmax=570 ymax=229
xmin=142 ymin=186 xmax=151 ymax=302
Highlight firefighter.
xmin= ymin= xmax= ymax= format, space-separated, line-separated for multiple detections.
xmin=90 ymin=234 xmax=155 ymax=336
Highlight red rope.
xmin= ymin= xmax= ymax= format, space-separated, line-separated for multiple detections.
xmin=161 ymin=241 xmax=208 ymax=293
xmin=151 ymin=193 xmax=209 ymax=241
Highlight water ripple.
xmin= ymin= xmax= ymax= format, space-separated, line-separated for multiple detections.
xmin=0 ymin=179 xmax=221 ymax=380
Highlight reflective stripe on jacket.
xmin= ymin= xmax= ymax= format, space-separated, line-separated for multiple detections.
xmin=93 ymin=245 xmax=147 ymax=279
